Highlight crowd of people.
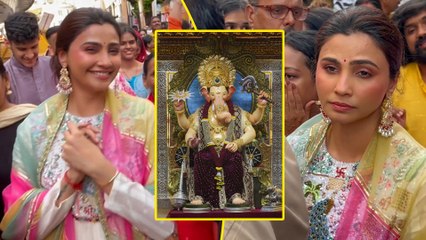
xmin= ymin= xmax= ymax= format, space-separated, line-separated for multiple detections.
xmin=1 ymin=0 xmax=426 ymax=239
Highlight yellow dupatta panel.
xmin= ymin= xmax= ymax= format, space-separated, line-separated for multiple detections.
xmin=304 ymin=120 xmax=426 ymax=239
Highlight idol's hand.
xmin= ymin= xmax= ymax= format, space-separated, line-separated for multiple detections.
xmin=187 ymin=137 xmax=200 ymax=148
xmin=257 ymin=90 xmax=269 ymax=106
xmin=173 ymin=100 xmax=185 ymax=112
xmin=225 ymin=142 xmax=238 ymax=152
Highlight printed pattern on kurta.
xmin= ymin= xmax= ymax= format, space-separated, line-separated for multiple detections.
xmin=42 ymin=112 xmax=104 ymax=221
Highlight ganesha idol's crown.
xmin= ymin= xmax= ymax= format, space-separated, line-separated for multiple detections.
xmin=198 ymin=55 xmax=236 ymax=88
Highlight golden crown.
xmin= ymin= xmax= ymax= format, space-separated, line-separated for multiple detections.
xmin=198 ymin=55 xmax=235 ymax=88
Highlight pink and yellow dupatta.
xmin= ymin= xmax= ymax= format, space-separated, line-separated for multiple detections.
xmin=303 ymin=121 xmax=426 ymax=239
xmin=1 ymin=90 xmax=154 ymax=239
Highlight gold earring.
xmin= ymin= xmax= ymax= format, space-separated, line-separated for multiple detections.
xmin=378 ymin=95 xmax=394 ymax=137
xmin=56 ymin=66 xmax=72 ymax=95
xmin=316 ymin=101 xmax=331 ymax=124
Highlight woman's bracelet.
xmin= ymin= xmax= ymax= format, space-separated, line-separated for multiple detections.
xmin=63 ymin=170 xmax=83 ymax=191
xmin=101 ymin=170 xmax=119 ymax=188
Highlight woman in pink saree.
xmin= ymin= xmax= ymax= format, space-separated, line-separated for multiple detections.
xmin=288 ymin=7 xmax=426 ymax=239
xmin=0 ymin=8 xmax=174 ymax=239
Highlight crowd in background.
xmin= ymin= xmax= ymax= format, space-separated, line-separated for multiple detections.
xmin=1 ymin=0 xmax=426 ymax=239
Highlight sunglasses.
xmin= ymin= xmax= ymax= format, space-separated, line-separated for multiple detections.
xmin=252 ymin=5 xmax=309 ymax=21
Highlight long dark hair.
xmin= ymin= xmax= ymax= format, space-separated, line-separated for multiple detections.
xmin=316 ymin=7 xmax=403 ymax=81
xmin=184 ymin=0 xmax=224 ymax=29
xmin=218 ymin=0 xmax=247 ymax=16
xmin=285 ymin=30 xmax=318 ymax=80
xmin=143 ymin=53 xmax=154 ymax=76
xmin=304 ymin=8 xmax=334 ymax=31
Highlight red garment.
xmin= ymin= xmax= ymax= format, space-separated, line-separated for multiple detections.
xmin=147 ymin=92 xmax=154 ymax=103
xmin=168 ymin=16 xmax=182 ymax=29
xmin=134 ymin=30 xmax=147 ymax=63
xmin=177 ymin=221 xmax=219 ymax=240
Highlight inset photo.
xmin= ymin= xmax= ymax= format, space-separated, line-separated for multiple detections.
xmin=156 ymin=31 xmax=283 ymax=220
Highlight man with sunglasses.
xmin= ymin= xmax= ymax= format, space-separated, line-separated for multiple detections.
xmin=246 ymin=0 xmax=307 ymax=31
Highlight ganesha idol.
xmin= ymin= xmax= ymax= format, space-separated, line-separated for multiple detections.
xmin=172 ymin=55 xmax=268 ymax=209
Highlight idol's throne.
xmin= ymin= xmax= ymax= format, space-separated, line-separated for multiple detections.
xmin=167 ymin=54 xmax=274 ymax=211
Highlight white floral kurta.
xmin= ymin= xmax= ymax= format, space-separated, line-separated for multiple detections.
xmin=302 ymin=142 xmax=359 ymax=239
xmin=37 ymin=112 xmax=171 ymax=239
xmin=288 ymin=124 xmax=359 ymax=239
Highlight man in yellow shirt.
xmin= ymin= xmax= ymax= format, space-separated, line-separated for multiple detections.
xmin=392 ymin=0 xmax=426 ymax=147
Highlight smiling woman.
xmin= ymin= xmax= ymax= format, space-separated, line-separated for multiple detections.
xmin=0 ymin=8 xmax=175 ymax=240
xmin=288 ymin=7 xmax=426 ymax=239
xmin=112 ymin=23 xmax=149 ymax=98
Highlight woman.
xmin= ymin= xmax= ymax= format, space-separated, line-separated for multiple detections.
xmin=143 ymin=53 xmax=155 ymax=103
xmin=114 ymin=23 xmax=149 ymax=98
xmin=0 ymin=58 xmax=35 ymax=234
xmin=285 ymin=30 xmax=319 ymax=136
xmin=45 ymin=26 xmax=60 ymax=56
xmin=143 ymin=35 xmax=154 ymax=55
xmin=218 ymin=0 xmax=251 ymax=30
xmin=0 ymin=8 xmax=175 ymax=239
xmin=288 ymin=7 xmax=426 ymax=239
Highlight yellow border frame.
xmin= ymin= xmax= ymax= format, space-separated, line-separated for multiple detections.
xmin=181 ymin=0 xmax=197 ymax=30
xmin=154 ymin=29 xmax=285 ymax=223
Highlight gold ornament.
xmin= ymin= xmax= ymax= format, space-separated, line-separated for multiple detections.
xmin=378 ymin=95 xmax=394 ymax=137
xmin=198 ymin=55 xmax=235 ymax=88
xmin=56 ymin=66 xmax=72 ymax=95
